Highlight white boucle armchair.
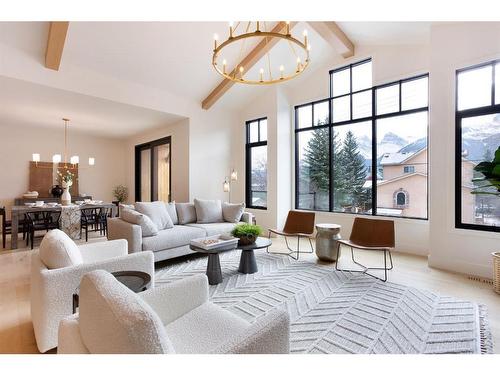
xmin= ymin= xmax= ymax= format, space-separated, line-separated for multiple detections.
xmin=58 ymin=271 xmax=290 ymax=354
xmin=31 ymin=239 xmax=155 ymax=353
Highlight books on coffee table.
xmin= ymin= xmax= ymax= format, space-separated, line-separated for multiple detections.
xmin=190 ymin=234 xmax=238 ymax=251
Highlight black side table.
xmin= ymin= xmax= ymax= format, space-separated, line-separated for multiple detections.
xmin=72 ymin=270 xmax=152 ymax=313
xmin=237 ymin=237 xmax=272 ymax=274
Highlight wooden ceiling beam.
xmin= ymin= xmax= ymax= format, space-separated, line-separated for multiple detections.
xmin=202 ymin=21 xmax=295 ymax=110
xmin=45 ymin=21 xmax=69 ymax=71
xmin=307 ymin=22 xmax=354 ymax=58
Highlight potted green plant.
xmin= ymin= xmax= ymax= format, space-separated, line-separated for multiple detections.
xmin=471 ymin=146 xmax=500 ymax=293
xmin=112 ymin=185 xmax=128 ymax=203
xmin=231 ymin=223 xmax=263 ymax=246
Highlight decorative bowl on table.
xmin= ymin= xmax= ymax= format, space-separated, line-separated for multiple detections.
xmin=46 ymin=202 xmax=59 ymax=207
xmin=230 ymin=223 xmax=263 ymax=246
xmin=75 ymin=200 xmax=84 ymax=205
xmin=24 ymin=203 xmax=36 ymax=207
xmin=35 ymin=201 xmax=45 ymax=207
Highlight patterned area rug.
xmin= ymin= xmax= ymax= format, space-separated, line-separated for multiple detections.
xmin=155 ymin=251 xmax=493 ymax=354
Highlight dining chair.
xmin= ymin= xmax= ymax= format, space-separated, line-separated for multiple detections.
xmin=25 ymin=211 xmax=61 ymax=250
xmin=97 ymin=207 xmax=112 ymax=237
xmin=267 ymin=210 xmax=316 ymax=260
xmin=1 ymin=206 xmax=28 ymax=249
xmin=335 ymin=217 xmax=395 ymax=282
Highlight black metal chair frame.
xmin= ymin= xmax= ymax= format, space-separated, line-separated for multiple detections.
xmin=266 ymin=232 xmax=314 ymax=260
xmin=335 ymin=244 xmax=394 ymax=282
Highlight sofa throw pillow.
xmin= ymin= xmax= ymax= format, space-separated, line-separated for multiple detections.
xmin=120 ymin=209 xmax=158 ymax=237
xmin=165 ymin=201 xmax=179 ymax=225
xmin=222 ymin=202 xmax=245 ymax=223
xmin=119 ymin=203 xmax=135 ymax=211
xmin=135 ymin=201 xmax=173 ymax=230
xmin=79 ymin=270 xmax=174 ymax=354
xmin=175 ymin=203 xmax=197 ymax=224
xmin=194 ymin=199 xmax=223 ymax=223
xmin=39 ymin=229 xmax=83 ymax=269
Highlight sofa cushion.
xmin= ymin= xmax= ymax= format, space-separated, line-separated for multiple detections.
xmin=39 ymin=229 xmax=83 ymax=269
xmin=78 ymin=270 xmax=174 ymax=354
xmin=165 ymin=302 xmax=249 ymax=354
xmin=165 ymin=201 xmax=179 ymax=225
xmin=135 ymin=201 xmax=173 ymax=230
xmin=222 ymin=202 xmax=245 ymax=223
xmin=185 ymin=222 xmax=238 ymax=237
xmin=120 ymin=209 xmax=158 ymax=237
xmin=194 ymin=199 xmax=223 ymax=223
xmin=176 ymin=203 xmax=197 ymax=224
xmin=142 ymin=225 xmax=206 ymax=252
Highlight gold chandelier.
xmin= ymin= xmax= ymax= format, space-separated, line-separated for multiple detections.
xmin=212 ymin=21 xmax=310 ymax=85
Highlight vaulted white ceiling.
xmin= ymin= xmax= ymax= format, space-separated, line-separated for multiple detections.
xmin=0 ymin=21 xmax=433 ymax=136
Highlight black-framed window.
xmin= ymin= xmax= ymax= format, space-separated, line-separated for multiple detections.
xmin=135 ymin=136 xmax=171 ymax=202
xmin=295 ymin=58 xmax=429 ymax=219
xmin=455 ymin=59 xmax=500 ymax=232
xmin=246 ymin=118 xmax=267 ymax=209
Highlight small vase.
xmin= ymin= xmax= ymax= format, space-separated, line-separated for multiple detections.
xmin=51 ymin=185 xmax=63 ymax=198
xmin=61 ymin=181 xmax=72 ymax=206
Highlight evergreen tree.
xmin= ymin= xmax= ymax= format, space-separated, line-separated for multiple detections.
xmin=338 ymin=131 xmax=369 ymax=207
xmin=302 ymin=127 xmax=330 ymax=192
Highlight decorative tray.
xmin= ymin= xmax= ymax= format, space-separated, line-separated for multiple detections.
xmin=190 ymin=234 xmax=238 ymax=251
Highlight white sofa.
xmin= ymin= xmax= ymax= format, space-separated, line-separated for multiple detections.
xmin=108 ymin=201 xmax=253 ymax=262
xmin=31 ymin=236 xmax=155 ymax=353
xmin=58 ymin=271 xmax=290 ymax=354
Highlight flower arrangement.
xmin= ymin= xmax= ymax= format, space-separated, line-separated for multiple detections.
xmin=57 ymin=170 xmax=74 ymax=188
xmin=113 ymin=185 xmax=129 ymax=203
xmin=231 ymin=223 xmax=263 ymax=245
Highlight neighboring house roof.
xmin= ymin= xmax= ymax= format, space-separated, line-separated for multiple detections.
xmin=380 ymin=147 xmax=427 ymax=166
xmin=363 ymin=171 xmax=427 ymax=189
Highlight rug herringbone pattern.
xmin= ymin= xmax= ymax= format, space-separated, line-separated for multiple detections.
xmin=155 ymin=251 xmax=492 ymax=354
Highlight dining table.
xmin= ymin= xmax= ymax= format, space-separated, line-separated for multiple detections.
xmin=9 ymin=202 xmax=117 ymax=250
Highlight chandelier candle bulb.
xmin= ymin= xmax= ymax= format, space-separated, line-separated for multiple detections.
xmin=222 ymin=59 xmax=227 ymax=74
xmin=52 ymin=154 xmax=61 ymax=163
xmin=70 ymin=155 xmax=79 ymax=165
xmin=239 ymin=66 xmax=244 ymax=79
xmin=286 ymin=21 xmax=290 ymax=35
xmin=32 ymin=153 xmax=40 ymax=163
xmin=259 ymin=68 xmax=264 ymax=82
xmin=229 ymin=22 xmax=233 ymax=38
xmin=213 ymin=33 xmax=218 ymax=49
xmin=303 ymin=29 xmax=308 ymax=46
xmin=280 ymin=65 xmax=284 ymax=79
xmin=88 ymin=157 xmax=95 ymax=166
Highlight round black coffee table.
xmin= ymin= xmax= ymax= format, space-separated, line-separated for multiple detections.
xmin=72 ymin=270 xmax=151 ymax=313
xmin=237 ymin=237 xmax=272 ymax=274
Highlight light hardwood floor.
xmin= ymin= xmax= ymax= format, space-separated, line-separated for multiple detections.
xmin=0 ymin=234 xmax=499 ymax=354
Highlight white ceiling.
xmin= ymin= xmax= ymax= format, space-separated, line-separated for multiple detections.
xmin=0 ymin=75 xmax=184 ymax=138
xmin=337 ymin=22 xmax=431 ymax=45
xmin=0 ymin=21 xmax=434 ymax=135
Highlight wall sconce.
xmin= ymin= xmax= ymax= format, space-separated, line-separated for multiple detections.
xmin=32 ymin=153 xmax=40 ymax=166
xmin=223 ymin=168 xmax=237 ymax=202
xmin=88 ymin=157 xmax=95 ymax=166
xmin=230 ymin=169 xmax=238 ymax=182
xmin=70 ymin=155 xmax=79 ymax=165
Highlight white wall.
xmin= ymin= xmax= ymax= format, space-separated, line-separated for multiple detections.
xmin=124 ymin=118 xmax=190 ymax=203
xmin=428 ymin=23 xmax=500 ymax=278
xmin=0 ymin=36 xmax=240 ymax=207
xmin=0 ymin=122 xmax=126 ymax=217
